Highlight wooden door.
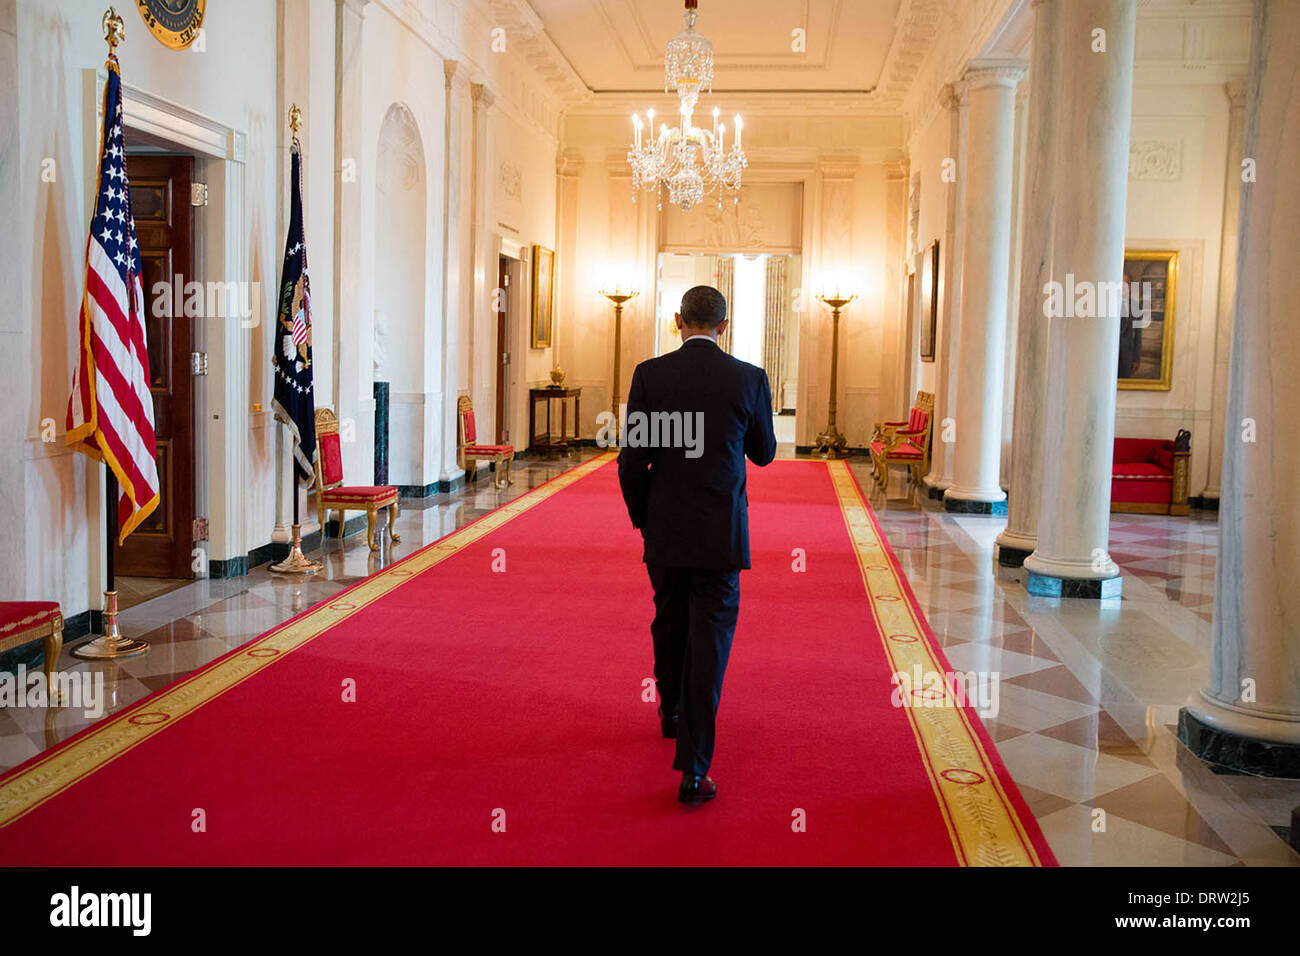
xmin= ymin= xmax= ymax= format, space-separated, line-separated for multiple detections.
xmin=116 ymin=154 xmax=195 ymax=578
xmin=495 ymin=256 xmax=510 ymax=444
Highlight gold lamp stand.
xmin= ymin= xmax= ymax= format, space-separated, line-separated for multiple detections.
xmin=811 ymin=293 xmax=855 ymax=459
xmin=600 ymin=287 xmax=639 ymax=418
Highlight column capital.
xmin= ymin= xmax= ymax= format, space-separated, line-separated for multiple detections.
xmin=940 ymin=82 xmax=962 ymax=111
xmin=471 ymin=82 xmax=495 ymax=110
xmin=444 ymin=58 xmax=461 ymax=91
xmin=962 ymin=59 xmax=1026 ymax=90
xmin=819 ymin=151 xmax=858 ymax=181
xmin=557 ymin=147 xmax=584 ymax=178
xmin=1225 ymin=77 xmax=1248 ymax=109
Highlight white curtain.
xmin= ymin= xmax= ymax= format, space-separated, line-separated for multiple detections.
xmin=763 ymin=257 xmax=787 ymax=411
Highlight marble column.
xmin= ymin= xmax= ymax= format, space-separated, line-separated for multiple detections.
xmin=996 ymin=0 xmax=1062 ymax=564
xmin=1180 ymin=0 xmax=1300 ymax=775
xmin=1023 ymin=0 xmax=1135 ymax=599
xmin=438 ymin=60 xmax=468 ymax=487
xmin=943 ymin=61 xmax=1024 ymax=515
xmin=468 ymin=83 xmax=495 ymax=438
xmin=1201 ymin=78 xmax=1248 ymax=502
xmin=924 ymin=84 xmax=968 ymax=497
xmin=333 ymin=0 xmax=371 ymax=487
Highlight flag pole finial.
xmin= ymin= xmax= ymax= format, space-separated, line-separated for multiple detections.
xmin=288 ymin=103 xmax=303 ymax=144
xmin=102 ymin=6 xmax=125 ymax=57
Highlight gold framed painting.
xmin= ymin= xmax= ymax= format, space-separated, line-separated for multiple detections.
xmin=919 ymin=240 xmax=939 ymax=362
xmin=531 ymin=245 xmax=555 ymax=349
xmin=1118 ymin=250 xmax=1177 ymax=391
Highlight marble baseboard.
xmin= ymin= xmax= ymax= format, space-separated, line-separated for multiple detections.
xmin=1178 ymin=708 xmax=1300 ymax=779
xmin=997 ymin=543 xmax=1033 ymax=567
xmin=1026 ymin=571 xmax=1122 ymax=599
xmin=209 ymin=556 xmax=249 ymax=579
xmin=926 ymin=484 xmax=946 ymax=501
xmin=1190 ymin=495 xmax=1221 ymax=512
xmin=944 ymin=497 xmax=1008 ymax=516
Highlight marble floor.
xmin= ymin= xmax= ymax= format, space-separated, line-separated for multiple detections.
xmin=2 ymin=449 xmax=1297 ymax=866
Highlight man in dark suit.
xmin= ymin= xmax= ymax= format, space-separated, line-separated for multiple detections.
xmin=617 ymin=285 xmax=778 ymax=804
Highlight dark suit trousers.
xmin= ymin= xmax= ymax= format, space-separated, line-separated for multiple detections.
xmin=646 ymin=563 xmax=741 ymax=777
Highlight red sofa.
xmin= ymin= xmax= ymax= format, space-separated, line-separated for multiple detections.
xmin=1111 ymin=437 xmax=1190 ymax=515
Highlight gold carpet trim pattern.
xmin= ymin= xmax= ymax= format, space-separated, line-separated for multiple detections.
xmin=828 ymin=460 xmax=1045 ymax=867
xmin=0 ymin=453 xmax=616 ymax=829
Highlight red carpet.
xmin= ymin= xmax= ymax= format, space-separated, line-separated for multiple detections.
xmin=0 ymin=457 xmax=1055 ymax=865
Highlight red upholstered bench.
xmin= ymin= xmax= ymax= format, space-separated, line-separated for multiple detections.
xmin=314 ymin=407 xmax=401 ymax=551
xmin=0 ymin=602 xmax=63 ymax=692
xmin=1112 ymin=436 xmax=1190 ymax=515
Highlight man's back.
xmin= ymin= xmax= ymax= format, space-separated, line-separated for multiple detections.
xmin=617 ymin=337 xmax=778 ymax=569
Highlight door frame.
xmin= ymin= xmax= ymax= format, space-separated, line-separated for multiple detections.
xmin=493 ymin=234 xmax=526 ymax=450
xmin=84 ymin=70 xmax=248 ymax=594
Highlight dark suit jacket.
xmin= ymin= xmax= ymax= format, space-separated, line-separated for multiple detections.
xmin=617 ymin=337 xmax=778 ymax=570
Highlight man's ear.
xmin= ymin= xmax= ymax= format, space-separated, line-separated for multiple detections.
xmin=674 ymin=312 xmax=684 ymax=330
xmin=715 ymin=319 xmax=729 ymax=336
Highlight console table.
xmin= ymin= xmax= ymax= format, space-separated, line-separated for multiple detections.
xmin=528 ymin=387 xmax=582 ymax=455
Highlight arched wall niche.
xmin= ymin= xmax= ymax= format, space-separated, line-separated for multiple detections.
xmin=374 ymin=101 xmax=428 ymax=485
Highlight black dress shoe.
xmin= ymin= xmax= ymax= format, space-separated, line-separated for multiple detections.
xmin=658 ymin=704 xmax=678 ymax=739
xmin=678 ymin=774 xmax=717 ymax=804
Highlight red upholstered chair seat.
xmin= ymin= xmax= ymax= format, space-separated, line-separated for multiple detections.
xmin=319 ymin=486 xmax=398 ymax=503
xmin=1112 ymin=463 xmax=1173 ymax=480
xmin=0 ymin=601 xmax=65 ymax=694
xmin=465 ymin=444 xmax=513 ymax=455
xmin=0 ymin=601 xmax=60 ymax=637
xmin=869 ymin=440 xmax=924 ymax=459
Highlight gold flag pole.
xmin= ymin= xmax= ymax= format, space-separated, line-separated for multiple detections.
xmin=75 ymin=6 xmax=149 ymax=661
xmin=271 ymin=103 xmax=322 ymax=575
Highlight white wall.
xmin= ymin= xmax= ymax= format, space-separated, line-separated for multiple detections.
xmin=1121 ymin=81 xmax=1239 ymax=496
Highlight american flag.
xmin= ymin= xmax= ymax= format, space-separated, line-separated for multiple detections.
xmin=65 ymin=61 xmax=160 ymax=543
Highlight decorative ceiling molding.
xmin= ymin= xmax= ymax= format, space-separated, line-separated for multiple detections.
xmin=486 ymin=0 xmax=592 ymax=108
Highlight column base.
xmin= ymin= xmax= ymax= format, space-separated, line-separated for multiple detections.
xmin=1179 ymin=705 xmax=1300 ymax=778
xmin=997 ymin=544 xmax=1034 ymax=567
xmin=995 ymin=529 xmax=1036 ymax=567
xmin=943 ymin=493 xmax=1007 ymax=516
xmin=922 ymin=475 xmax=949 ymax=500
xmin=1025 ymin=571 xmax=1122 ymax=599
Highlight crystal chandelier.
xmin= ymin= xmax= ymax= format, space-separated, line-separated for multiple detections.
xmin=627 ymin=0 xmax=747 ymax=211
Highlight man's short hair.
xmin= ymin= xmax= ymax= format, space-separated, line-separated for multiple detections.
xmin=680 ymin=285 xmax=728 ymax=330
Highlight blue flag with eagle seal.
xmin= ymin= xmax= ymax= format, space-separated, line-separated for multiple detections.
xmin=271 ymin=142 xmax=317 ymax=483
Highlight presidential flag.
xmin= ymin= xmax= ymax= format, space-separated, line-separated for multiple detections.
xmin=271 ymin=141 xmax=317 ymax=482
xmin=66 ymin=59 xmax=160 ymax=543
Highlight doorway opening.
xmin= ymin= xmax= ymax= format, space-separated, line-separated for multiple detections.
xmin=655 ymin=251 xmax=801 ymax=446
xmin=115 ymin=152 xmax=199 ymax=606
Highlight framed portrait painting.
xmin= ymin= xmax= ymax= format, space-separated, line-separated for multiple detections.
xmin=919 ymin=239 xmax=939 ymax=362
xmin=531 ymin=245 xmax=555 ymax=349
xmin=1118 ymin=250 xmax=1177 ymax=390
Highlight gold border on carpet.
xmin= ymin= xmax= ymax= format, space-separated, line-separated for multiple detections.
xmin=828 ymin=460 xmax=1045 ymax=867
xmin=0 ymin=453 xmax=616 ymax=829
